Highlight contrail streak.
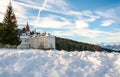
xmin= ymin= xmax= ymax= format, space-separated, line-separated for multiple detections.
xmin=35 ymin=0 xmax=47 ymax=27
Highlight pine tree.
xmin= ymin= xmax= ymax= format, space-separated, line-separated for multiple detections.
xmin=1 ymin=2 xmax=20 ymax=46
xmin=0 ymin=22 xmax=3 ymax=43
xmin=0 ymin=22 xmax=2 ymax=26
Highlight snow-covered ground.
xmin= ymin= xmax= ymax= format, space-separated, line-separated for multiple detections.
xmin=0 ymin=49 xmax=120 ymax=77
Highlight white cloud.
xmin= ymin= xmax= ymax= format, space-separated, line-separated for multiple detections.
xmin=38 ymin=18 xmax=66 ymax=28
xmin=80 ymin=10 xmax=100 ymax=22
xmin=102 ymin=32 xmax=120 ymax=43
xmin=101 ymin=20 xmax=115 ymax=26
xmin=13 ymin=2 xmax=28 ymax=19
xmin=0 ymin=0 xmax=120 ymax=43
xmin=12 ymin=0 xmax=71 ymax=24
xmin=14 ymin=1 xmax=41 ymax=10
xmin=75 ymin=20 xmax=89 ymax=29
xmin=63 ymin=10 xmax=82 ymax=17
xmin=12 ymin=0 xmax=100 ymax=24
xmin=18 ymin=15 xmax=73 ymax=29
xmin=96 ymin=11 xmax=113 ymax=19
xmin=15 ymin=0 xmax=44 ymax=7
xmin=72 ymin=27 xmax=107 ymax=38
xmin=52 ymin=31 xmax=74 ymax=37
xmin=30 ymin=15 xmax=103 ymax=38
xmin=0 ymin=0 xmax=28 ymax=22
xmin=108 ymin=36 xmax=120 ymax=42
xmin=0 ymin=0 xmax=9 ymax=22
xmin=63 ymin=10 xmax=100 ymax=22
xmin=85 ymin=16 xmax=100 ymax=22
xmin=37 ymin=17 xmax=72 ymax=29
xmin=70 ymin=20 xmax=114 ymax=38
xmin=14 ymin=0 xmax=69 ymax=15
xmin=96 ymin=6 xmax=120 ymax=23
xmin=46 ymin=0 xmax=69 ymax=11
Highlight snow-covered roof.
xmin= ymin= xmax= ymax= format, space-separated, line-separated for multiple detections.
xmin=20 ymin=33 xmax=30 ymax=38
xmin=45 ymin=33 xmax=52 ymax=36
xmin=31 ymin=33 xmax=54 ymax=38
xmin=31 ymin=34 xmax=38 ymax=38
xmin=41 ymin=33 xmax=54 ymax=37
xmin=21 ymin=42 xmax=30 ymax=44
xmin=20 ymin=35 xmax=30 ymax=38
xmin=20 ymin=32 xmax=54 ymax=39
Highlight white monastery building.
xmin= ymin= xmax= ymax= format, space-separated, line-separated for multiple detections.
xmin=17 ymin=22 xmax=55 ymax=49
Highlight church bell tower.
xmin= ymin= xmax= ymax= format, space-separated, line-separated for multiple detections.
xmin=25 ymin=22 xmax=30 ymax=35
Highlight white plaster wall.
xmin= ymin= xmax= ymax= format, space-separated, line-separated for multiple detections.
xmin=18 ymin=34 xmax=56 ymax=49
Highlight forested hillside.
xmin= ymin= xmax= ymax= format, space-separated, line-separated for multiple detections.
xmin=56 ymin=37 xmax=115 ymax=52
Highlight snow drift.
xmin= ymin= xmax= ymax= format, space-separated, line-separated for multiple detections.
xmin=0 ymin=49 xmax=120 ymax=77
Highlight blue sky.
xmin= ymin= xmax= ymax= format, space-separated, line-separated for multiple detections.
xmin=0 ymin=0 xmax=120 ymax=44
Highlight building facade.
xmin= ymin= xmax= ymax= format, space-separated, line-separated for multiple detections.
xmin=17 ymin=23 xmax=55 ymax=49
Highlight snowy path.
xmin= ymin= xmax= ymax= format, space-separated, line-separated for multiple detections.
xmin=0 ymin=49 xmax=120 ymax=77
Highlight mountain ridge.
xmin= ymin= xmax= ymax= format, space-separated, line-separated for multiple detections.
xmin=99 ymin=42 xmax=120 ymax=51
xmin=56 ymin=37 xmax=118 ymax=52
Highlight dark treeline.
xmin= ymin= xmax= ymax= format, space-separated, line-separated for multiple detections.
xmin=56 ymin=37 xmax=116 ymax=52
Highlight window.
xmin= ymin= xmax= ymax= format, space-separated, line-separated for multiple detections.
xmin=27 ymin=39 xmax=29 ymax=42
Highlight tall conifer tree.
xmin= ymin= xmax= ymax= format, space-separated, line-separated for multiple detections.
xmin=1 ymin=2 xmax=20 ymax=46
xmin=0 ymin=22 xmax=3 ymax=43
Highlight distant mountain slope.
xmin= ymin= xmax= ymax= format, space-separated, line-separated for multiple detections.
xmin=100 ymin=43 xmax=120 ymax=51
xmin=55 ymin=37 xmax=115 ymax=52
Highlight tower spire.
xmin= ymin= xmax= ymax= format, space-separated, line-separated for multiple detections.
xmin=26 ymin=22 xmax=30 ymax=35
xmin=26 ymin=22 xmax=30 ymax=31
